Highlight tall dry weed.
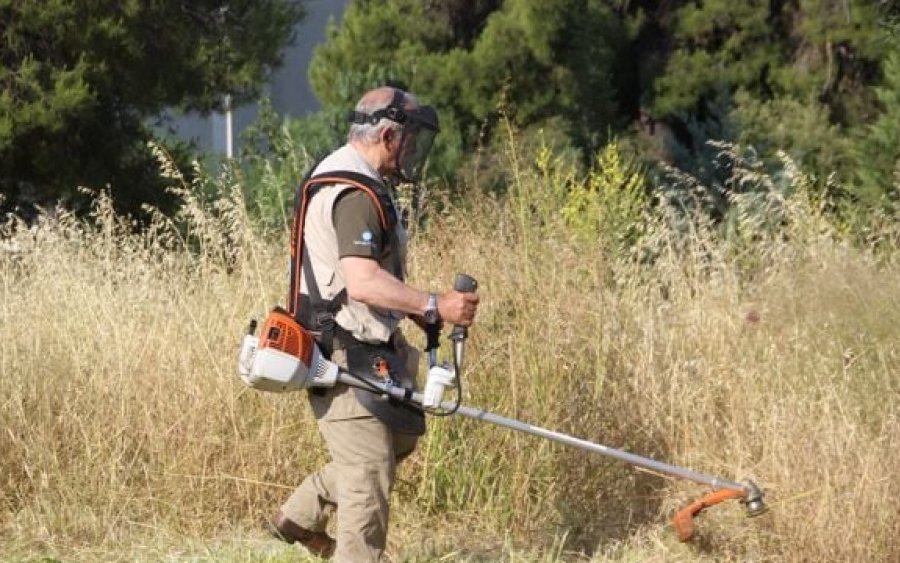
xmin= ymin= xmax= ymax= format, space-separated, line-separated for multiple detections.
xmin=1 ymin=139 xmax=897 ymax=562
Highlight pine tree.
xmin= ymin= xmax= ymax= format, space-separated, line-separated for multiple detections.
xmin=309 ymin=0 xmax=625 ymax=163
xmin=853 ymin=38 xmax=900 ymax=209
xmin=0 ymin=0 xmax=302 ymax=218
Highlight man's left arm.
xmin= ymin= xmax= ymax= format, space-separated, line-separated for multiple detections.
xmin=341 ymin=256 xmax=477 ymax=327
xmin=333 ymin=191 xmax=476 ymax=325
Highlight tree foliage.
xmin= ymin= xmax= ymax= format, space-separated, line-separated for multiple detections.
xmin=853 ymin=35 xmax=900 ymax=209
xmin=309 ymin=0 xmax=625 ymax=164
xmin=638 ymin=0 xmax=884 ymax=123
xmin=0 ymin=0 xmax=303 ymax=218
xmin=14 ymin=0 xmax=897 ymax=224
xmin=300 ymin=0 xmax=900 ymax=226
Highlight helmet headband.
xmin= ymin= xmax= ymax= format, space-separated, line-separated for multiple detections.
xmin=347 ymin=89 xmax=439 ymax=133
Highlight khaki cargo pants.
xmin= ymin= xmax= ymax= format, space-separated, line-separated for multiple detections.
xmin=281 ymin=345 xmax=420 ymax=562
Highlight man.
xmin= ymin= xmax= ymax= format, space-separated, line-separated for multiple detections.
xmin=268 ymin=86 xmax=479 ymax=562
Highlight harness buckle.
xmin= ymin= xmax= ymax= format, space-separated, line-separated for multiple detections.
xmin=314 ymin=310 xmax=335 ymax=331
xmin=372 ymin=355 xmax=391 ymax=380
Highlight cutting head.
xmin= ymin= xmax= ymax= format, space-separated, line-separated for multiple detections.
xmin=672 ymin=481 xmax=767 ymax=542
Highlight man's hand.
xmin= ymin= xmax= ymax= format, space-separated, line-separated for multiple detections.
xmin=437 ymin=290 xmax=479 ymax=327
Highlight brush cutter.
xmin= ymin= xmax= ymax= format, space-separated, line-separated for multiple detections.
xmin=237 ymin=274 xmax=767 ymax=542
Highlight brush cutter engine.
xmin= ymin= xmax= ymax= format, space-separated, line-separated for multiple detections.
xmin=238 ymin=307 xmax=338 ymax=392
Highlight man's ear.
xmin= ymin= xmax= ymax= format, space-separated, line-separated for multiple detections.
xmin=381 ymin=127 xmax=395 ymax=147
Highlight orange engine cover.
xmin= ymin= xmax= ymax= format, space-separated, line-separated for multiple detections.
xmin=258 ymin=307 xmax=314 ymax=367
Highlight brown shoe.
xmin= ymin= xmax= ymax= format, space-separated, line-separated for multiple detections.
xmin=267 ymin=510 xmax=335 ymax=559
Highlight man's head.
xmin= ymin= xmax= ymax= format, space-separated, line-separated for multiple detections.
xmin=348 ymin=87 xmax=439 ymax=182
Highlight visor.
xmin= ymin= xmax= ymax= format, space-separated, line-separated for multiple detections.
xmin=397 ymin=123 xmax=437 ymax=182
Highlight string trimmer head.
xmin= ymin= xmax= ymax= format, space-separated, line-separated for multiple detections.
xmin=673 ymin=480 xmax=767 ymax=541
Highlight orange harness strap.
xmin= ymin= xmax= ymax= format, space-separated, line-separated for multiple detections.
xmin=288 ymin=172 xmax=393 ymax=318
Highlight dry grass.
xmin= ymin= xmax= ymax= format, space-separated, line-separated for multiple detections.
xmin=1 ymin=144 xmax=898 ymax=562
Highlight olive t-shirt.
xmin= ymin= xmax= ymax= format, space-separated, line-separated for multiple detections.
xmin=333 ymin=189 xmax=386 ymax=260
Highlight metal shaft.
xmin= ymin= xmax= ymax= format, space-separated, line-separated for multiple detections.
xmin=335 ymin=372 xmax=748 ymax=494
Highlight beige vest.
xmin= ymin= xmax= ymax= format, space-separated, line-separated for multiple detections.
xmin=301 ymin=145 xmax=408 ymax=344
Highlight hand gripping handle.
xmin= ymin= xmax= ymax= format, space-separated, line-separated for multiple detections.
xmin=449 ymin=273 xmax=478 ymax=342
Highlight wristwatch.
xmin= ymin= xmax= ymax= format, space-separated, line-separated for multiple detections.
xmin=423 ymin=292 xmax=440 ymax=324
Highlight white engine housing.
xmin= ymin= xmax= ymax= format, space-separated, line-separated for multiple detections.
xmin=238 ymin=334 xmax=338 ymax=392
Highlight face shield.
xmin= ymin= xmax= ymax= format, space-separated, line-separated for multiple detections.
xmin=395 ymin=105 xmax=438 ymax=183
xmin=348 ymin=90 xmax=440 ymax=183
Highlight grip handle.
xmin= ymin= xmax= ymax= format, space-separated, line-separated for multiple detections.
xmin=453 ymin=273 xmax=478 ymax=293
xmin=450 ymin=273 xmax=478 ymax=341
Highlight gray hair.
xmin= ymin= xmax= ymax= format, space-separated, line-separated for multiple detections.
xmin=348 ymin=90 xmax=419 ymax=144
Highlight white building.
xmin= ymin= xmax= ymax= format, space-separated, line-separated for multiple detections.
xmin=159 ymin=0 xmax=348 ymax=156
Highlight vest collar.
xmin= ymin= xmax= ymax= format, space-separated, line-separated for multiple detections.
xmin=344 ymin=143 xmax=383 ymax=182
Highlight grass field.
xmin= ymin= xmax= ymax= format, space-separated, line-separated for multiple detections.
xmin=1 ymin=145 xmax=898 ymax=562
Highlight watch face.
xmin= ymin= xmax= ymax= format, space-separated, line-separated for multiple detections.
xmin=424 ymin=293 xmax=438 ymax=323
